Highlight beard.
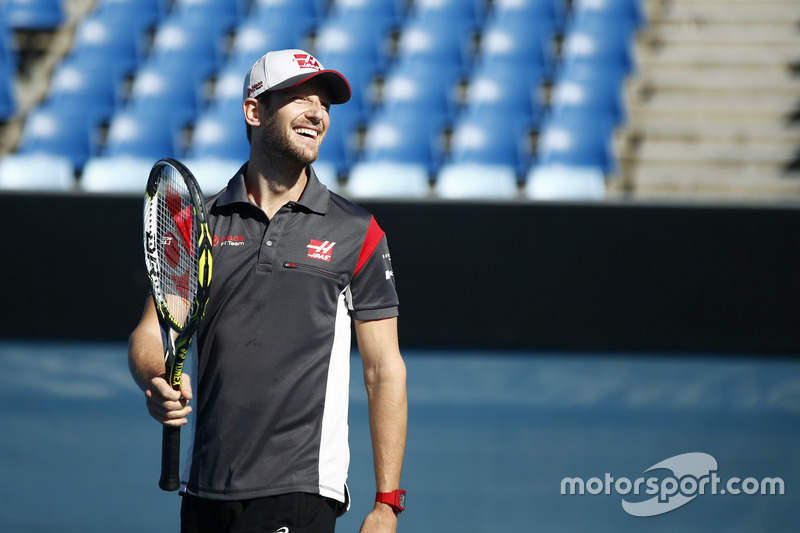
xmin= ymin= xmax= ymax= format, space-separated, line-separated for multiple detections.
xmin=255 ymin=112 xmax=321 ymax=168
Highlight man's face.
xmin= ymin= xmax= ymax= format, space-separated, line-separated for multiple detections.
xmin=256 ymin=79 xmax=332 ymax=166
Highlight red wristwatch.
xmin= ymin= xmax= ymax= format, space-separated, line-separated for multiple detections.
xmin=375 ymin=490 xmax=406 ymax=514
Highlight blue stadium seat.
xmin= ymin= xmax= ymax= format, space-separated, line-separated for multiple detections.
xmin=145 ymin=16 xmax=224 ymax=83
xmin=313 ymin=14 xmax=390 ymax=72
xmin=463 ymin=59 xmax=545 ymax=127
xmin=311 ymin=160 xmax=340 ymax=193
xmin=314 ymin=51 xmax=379 ymax=124
xmin=328 ymin=0 xmax=405 ymax=29
xmin=434 ymin=163 xmax=518 ymax=200
xmin=45 ymin=59 xmax=118 ymax=128
xmin=316 ymin=114 xmax=358 ymax=176
xmin=0 ymin=62 xmax=16 ymax=121
xmin=206 ymin=66 xmax=246 ymax=116
xmin=346 ymin=161 xmax=430 ymax=199
xmin=490 ymin=0 xmax=567 ymax=33
xmin=0 ymin=153 xmax=75 ymax=191
xmin=17 ymin=103 xmax=93 ymax=169
xmin=561 ymin=12 xmax=637 ymax=75
xmin=66 ymin=11 xmax=146 ymax=81
xmin=170 ymin=0 xmax=246 ymax=35
xmin=570 ymin=0 xmax=646 ymax=30
xmin=226 ymin=13 xmax=311 ymax=75
xmin=448 ymin=108 xmax=533 ymax=175
xmin=186 ymin=110 xmax=249 ymax=161
xmin=524 ymin=164 xmax=606 ymax=200
xmin=378 ymin=58 xmax=459 ymax=122
xmin=394 ymin=15 xmax=473 ymax=75
xmin=549 ymin=66 xmax=626 ymax=127
xmin=407 ymin=0 xmax=486 ymax=31
xmin=103 ymin=109 xmax=180 ymax=160
xmin=125 ymin=64 xmax=205 ymax=130
xmin=360 ymin=107 xmax=445 ymax=172
xmin=249 ymin=0 xmax=324 ymax=25
xmin=93 ymin=0 xmax=166 ymax=28
xmin=535 ymin=111 xmax=616 ymax=175
xmin=475 ymin=15 xmax=556 ymax=77
xmin=79 ymin=155 xmax=153 ymax=193
xmin=4 ymin=0 xmax=64 ymax=30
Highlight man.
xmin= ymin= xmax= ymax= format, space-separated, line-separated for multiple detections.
xmin=129 ymin=49 xmax=407 ymax=533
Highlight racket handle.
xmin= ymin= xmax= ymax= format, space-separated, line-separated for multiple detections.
xmin=159 ymin=425 xmax=181 ymax=491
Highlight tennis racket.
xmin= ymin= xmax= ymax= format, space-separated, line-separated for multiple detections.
xmin=143 ymin=158 xmax=213 ymax=492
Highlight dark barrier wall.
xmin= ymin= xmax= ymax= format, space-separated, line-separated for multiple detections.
xmin=3 ymin=193 xmax=798 ymax=355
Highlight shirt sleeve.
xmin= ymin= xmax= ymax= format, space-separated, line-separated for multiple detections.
xmin=347 ymin=216 xmax=399 ymax=320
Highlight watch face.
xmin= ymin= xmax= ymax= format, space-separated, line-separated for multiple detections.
xmin=398 ymin=492 xmax=406 ymax=509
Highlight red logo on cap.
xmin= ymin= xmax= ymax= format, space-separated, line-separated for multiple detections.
xmin=294 ymin=53 xmax=321 ymax=71
xmin=248 ymin=80 xmax=263 ymax=96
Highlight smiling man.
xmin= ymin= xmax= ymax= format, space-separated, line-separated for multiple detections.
xmin=128 ymin=49 xmax=408 ymax=533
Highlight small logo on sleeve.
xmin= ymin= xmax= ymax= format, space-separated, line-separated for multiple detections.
xmin=307 ymin=240 xmax=335 ymax=262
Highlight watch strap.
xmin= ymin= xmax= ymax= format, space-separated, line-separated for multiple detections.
xmin=375 ymin=489 xmax=406 ymax=514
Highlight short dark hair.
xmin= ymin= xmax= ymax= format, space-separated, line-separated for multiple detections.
xmin=245 ymin=91 xmax=272 ymax=143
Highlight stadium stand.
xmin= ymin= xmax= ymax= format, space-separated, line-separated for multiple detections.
xmin=0 ymin=0 xmax=797 ymax=201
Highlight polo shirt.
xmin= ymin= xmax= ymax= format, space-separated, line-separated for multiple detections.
xmin=181 ymin=164 xmax=399 ymax=506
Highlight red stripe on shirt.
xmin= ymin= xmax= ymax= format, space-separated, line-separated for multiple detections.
xmin=354 ymin=216 xmax=385 ymax=277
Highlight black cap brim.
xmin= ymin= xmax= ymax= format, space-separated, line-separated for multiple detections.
xmin=268 ymin=70 xmax=352 ymax=105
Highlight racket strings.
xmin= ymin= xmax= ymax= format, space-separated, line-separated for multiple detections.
xmin=153 ymin=168 xmax=200 ymax=329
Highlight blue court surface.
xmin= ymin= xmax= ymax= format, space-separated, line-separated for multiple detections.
xmin=0 ymin=341 xmax=798 ymax=532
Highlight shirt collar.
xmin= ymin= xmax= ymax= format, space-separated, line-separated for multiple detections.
xmin=216 ymin=163 xmax=330 ymax=215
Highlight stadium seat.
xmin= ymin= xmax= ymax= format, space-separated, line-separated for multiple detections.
xmin=4 ymin=0 xmax=64 ymax=30
xmin=249 ymin=0 xmax=324 ymax=25
xmin=524 ymin=164 xmax=606 ymax=200
xmin=346 ymin=161 xmax=430 ymax=199
xmin=394 ymin=15 xmax=473 ymax=76
xmin=560 ymin=14 xmax=637 ymax=75
xmin=490 ymin=0 xmax=567 ymax=33
xmin=79 ymin=155 xmax=153 ymax=193
xmin=448 ymin=108 xmax=533 ymax=175
xmin=570 ymin=0 xmax=645 ymax=30
xmin=311 ymin=160 xmax=340 ymax=193
xmin=170 ymin=0 xmax=246 ymax=35
xmin=475 ymin=15 xmax=556 ymax=77
xmin=535 ymin=112 xmax=616 ymax=175
xmin=225 ymin=14 xmax=311 ymax=76
xmin=145 ymin=17 xmax=224 ymax=83
xmin=316 ymin=115 xmax=358 ymax=176
xmin=434 ymin=163 xmax=519 ymax=200
xmin=125 ymin=64 xmax=205 ymax=130
xmin=328 ymin=0 xmax=405 ymax=29
xmin=66 ymin=10 xmax=147 ymax=79
xmin=0 ymin=62 xmax=16 ymax=121
xmin=103 ymin=110 xmax=180 ymax=160
xmin=360 ymin=107 xmax=445 ymax=172
xmin=0 ymin=153 xmax=75 ymax=191
xmin=176 ymin=157 xmax=243 ymax=194
xmin=549 ymin=68 xmax=626 ymax=127
xmin=407 ymin=0 xmax=485 ymax=31
xmin=186 ymin=110 xmax=250 ymax=161
xmin=378 ymin=59 xmax=459 ymax=121
xmin=313 ymin=13 xmax=390 ymax=73
xmin=93 ymin=0 xmax=166 ymax=28
xmin=16 ymin=103 xmax=93 ymax=169
xmin=462 ymin=59 xmax=545 ymax=127
xmin=45 ymin=59 xmax=118 ymax=129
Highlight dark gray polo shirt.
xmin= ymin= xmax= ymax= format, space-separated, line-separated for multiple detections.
xmin=181 ymin=164 xmax=399 ymax=505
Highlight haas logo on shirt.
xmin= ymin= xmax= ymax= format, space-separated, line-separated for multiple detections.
xmin=307 ymin=240 xmax=335 ymax=262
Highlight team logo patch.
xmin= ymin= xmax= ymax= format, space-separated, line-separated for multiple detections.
xmin=294 ymin=53 xmax=321 ymax=71
xmin=307 ymin=240 xmax=335 ymax=262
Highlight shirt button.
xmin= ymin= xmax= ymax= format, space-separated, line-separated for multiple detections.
xmin=266 ymin=240 xmax=273 ymax=247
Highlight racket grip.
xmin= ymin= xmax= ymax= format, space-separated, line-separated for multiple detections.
xmin=159 ymin=425 xmax=181 ymax=491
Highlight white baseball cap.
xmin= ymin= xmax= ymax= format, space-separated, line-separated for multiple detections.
xmin=243 ymin=49 xmax=351 ymax=104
